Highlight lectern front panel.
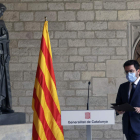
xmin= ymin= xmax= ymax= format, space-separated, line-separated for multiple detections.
xmin=61 ymin=110 xmax=115 ymax=125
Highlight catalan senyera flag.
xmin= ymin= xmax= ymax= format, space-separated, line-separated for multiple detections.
xmin=32 ymin=21 xmax=64 ymax=140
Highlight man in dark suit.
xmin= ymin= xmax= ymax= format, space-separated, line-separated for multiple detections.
xmin=116 ymin=60 xmax=140 ymax=140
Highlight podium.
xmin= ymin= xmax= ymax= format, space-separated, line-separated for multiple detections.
xmin=61 ymin=110 xmax=115 ymax=140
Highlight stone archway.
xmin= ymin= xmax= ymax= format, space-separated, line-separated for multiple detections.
xmin=133 ymin=35 xmax=140 ymax=65
xmin=129 ymin=21 xmax=140 ymax=63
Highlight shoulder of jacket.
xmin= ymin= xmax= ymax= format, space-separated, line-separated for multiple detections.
xmin=120 ymin=81 xmax=129 ymax=87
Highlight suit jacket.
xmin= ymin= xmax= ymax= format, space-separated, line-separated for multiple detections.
xmin=116 ymin=80 xmax=140 ymax=134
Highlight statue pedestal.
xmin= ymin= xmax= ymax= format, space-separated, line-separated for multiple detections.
xmin=0 ymin=123 xmax=32 ymax=140
xmin=0 ymin=112 xmax=26 ymax=125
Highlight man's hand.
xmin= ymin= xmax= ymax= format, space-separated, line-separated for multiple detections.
xmin=116 ymin=110 xmax=125 ymax=114
xmin=134 ymin=107 xmax=140 ymax=114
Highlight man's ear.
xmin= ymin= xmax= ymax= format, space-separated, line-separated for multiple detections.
xmin=138 ymin=69 xmax=140 ymax=76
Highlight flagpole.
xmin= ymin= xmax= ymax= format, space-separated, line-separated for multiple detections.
xmin=45 ymin=16 xmax=47 ymax=21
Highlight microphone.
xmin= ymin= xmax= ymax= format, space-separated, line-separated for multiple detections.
xmin=87 ymin=81 xmax=90 ymax=110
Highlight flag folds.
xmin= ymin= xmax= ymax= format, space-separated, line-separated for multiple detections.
xmin=32 ymin=21 xmax=64 ymax=140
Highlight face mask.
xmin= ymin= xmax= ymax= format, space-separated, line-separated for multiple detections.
xmin=126 ymin=72 xmax=137 ymax=82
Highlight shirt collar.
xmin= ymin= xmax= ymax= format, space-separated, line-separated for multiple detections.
xmin=134 ymin=76 xmax=140 ymax=85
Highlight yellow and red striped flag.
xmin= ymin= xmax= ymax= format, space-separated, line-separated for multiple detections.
xmin=32 ymin=21 xmax=64 ymax=140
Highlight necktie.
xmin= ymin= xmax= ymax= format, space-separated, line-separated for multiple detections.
xmin=129 ymin=83 xmax=136 ymax=103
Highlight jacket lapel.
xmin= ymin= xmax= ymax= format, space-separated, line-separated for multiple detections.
xmin=121 ymin=82 xmax=129 ymax=103
xmin=130 ymin=79 xmax=140 ymax=103
xmin=125 ymin=82 xmax=130 ymax=103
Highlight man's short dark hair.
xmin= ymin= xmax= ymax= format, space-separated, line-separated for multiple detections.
xmin=123 ymin=60 xmax=140 ymax=70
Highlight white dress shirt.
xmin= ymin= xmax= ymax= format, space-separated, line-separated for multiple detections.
xmin=128 ymin=76 xmax=140 ymax=100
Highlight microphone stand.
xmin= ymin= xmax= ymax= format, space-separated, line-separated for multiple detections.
xmin=86 ymin=81 xmax=92 ymax=140
xmin=87 ymin=81 xmax=90 ymax=110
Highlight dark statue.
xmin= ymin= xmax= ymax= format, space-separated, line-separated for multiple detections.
xmin=0 ymin=3 xmax=25 ymax=125
xmin=0 ymin=3 xmax=13 ymax=114
xmin=0 ymin=3 xmax=6 ymax=17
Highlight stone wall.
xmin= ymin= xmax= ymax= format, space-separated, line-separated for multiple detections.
xmin=1 ymin=0 xmax=140 ymax=139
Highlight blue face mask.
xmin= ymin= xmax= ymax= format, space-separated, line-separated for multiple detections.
xmin=126 ymin=72 xmax=137 ymax=82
